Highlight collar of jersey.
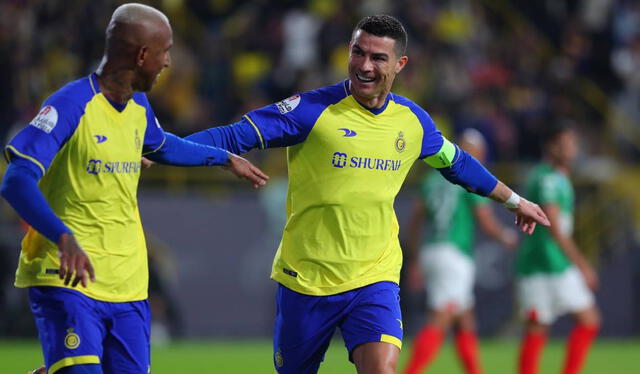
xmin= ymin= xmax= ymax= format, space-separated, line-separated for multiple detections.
xmin=90 ymin=73 xmax=130 ymax=113
xmin=344 ymin=79 xmax=392 ymax=116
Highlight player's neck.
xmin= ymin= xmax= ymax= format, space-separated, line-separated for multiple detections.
xmin=352 ymin=93 xmax=388 ymax=109
xmin=350 ymin=83 xmax=390 ymax=109
xmin=96 ymin=64 xmax=135 ymax=104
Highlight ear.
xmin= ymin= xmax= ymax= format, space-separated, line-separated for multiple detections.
xmin=395 ymin=55 xmax=408 ymax=74
xmin=136 ymin=46 xmax=148 ymax=67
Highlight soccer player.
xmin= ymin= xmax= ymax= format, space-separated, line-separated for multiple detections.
xmin=1 ymin=4 xmax=268 ymax=374
xmin=516 ymin=124 xmax=600 ymax=374
xmin=402 ymin=128 xmax=518 ymax=374
xmin=185 ymin=15 xmax=549 ymax=374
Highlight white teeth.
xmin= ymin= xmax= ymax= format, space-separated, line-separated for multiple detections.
xmin=357 ymin=74 xmax=375 ymax=82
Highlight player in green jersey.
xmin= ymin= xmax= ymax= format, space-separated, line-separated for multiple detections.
xmin=516 ymin=124 xmax=600 ymax=374
xmin=403 ymin=129 xmax=518 ymax=374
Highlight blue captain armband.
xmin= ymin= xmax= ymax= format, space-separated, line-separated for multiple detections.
xmin=425 ymin=139 xmax=498 ymax=196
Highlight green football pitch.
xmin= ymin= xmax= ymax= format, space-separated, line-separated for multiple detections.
xmin=1 ymin=339 xmax=637 ymax=373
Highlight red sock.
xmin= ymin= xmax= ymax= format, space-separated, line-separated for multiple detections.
xmin=562 ymin=324 xmax=599 ymax=374
xmin=518 ymin=331 xmax=547 ymax=374
xmin=403 ymin=326 xmax=445 ymax=374
xmin=455 ymin=329 xmax=482 ymax=374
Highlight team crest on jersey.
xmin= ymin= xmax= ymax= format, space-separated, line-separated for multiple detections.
xmin=64 ymin=328 xmax=80 ymax=349
xmin=276 ymin=95 xmax=301 ymax=114
xmin=30 ymin=105 xmax=58 ymax=134
xmin=275 ymin=350 xmax=284 ymax=368
xmin=395 ymin=132 xmax=406 ymax=153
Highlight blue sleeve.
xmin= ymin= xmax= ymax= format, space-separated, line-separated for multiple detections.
xmin=5 ymin=95 xmax=82 ymax=174
xmin=184 ymin=118 xmax=260 ymax=154
xmin=244 ymin=89 xmax=338 ymax=148
xmin=0 ymin=158 xmax=71 ymax=243
xmin=438 ymin=148 xmax=498 ymax=196
xmin=393 ymin=95 xmax=498 ymax=196
xmin=133 ymin=93 xmax=166 ymax=154
xmin=145 ymin=132 xmax=229 ymax=166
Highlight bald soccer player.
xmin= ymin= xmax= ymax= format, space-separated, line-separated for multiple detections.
xmin=1 ymin=4 xmax=268 ymax=374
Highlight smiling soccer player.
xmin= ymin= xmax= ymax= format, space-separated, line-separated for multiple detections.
xmin=186 ymin=15 xmax=549 ymax=374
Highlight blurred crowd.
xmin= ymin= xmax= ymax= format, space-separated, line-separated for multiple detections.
xmin=0 ymin=0 xmax=638 ymax=163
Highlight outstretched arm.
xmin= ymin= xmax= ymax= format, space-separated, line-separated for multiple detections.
xmin=145 ymin=132 xmax=268 ymax=188
xmin=184 ymin=118 xmax=261 ymax=154
xmin=486 ymin=181 xmax=550 ymax=235
xmin=425 ymin=139 xmax=550 ymax=234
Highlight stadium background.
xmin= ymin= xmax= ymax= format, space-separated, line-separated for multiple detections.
xmin=0 ymin=0 xmax=638 ymax=372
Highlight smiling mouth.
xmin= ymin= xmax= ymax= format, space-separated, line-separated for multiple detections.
xmin=356 ymin=73 xmax=375 ymax=83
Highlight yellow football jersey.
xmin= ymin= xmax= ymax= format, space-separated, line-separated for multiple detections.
xmin=246 ymin=80 xmax=455 ymax=295
xmin=5 ymin=74 xmax=165 ymax=302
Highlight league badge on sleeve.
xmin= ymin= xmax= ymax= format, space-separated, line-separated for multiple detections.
xmin=30 ymin=105 xmax=58 ymax=134
xmin=276 ymin=95 xmax=301 ymax=114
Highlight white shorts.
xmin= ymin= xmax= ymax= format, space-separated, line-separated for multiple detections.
xmin=419 ymin=243 xmax=475 ymax=312
xmin=517 ymin=266 xmax=594 ymax=324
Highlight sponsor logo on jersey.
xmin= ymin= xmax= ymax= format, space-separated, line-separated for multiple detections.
xmin=30 ymin=105 xmax=58 ymax=134
xmin=331 ymin=152 xmax=348 ymax=168
xmin=94 ymin=135 xmax=108 ymax=144
xmin=276 ymin=95 xmax=301 ymax=114
xmin=64 ymin=328 xmax=80 ymax=349
xmin=86 ymin=159 xmax=142 ymax=175
xmin=338 ymin=128 xmax=357 ymax=137
xmin=331 ymin=152 xmax=401 ymax=171
xmin=395 ymin=131 xmax=406 ymax=153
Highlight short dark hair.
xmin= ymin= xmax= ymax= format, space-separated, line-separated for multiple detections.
xmin=353 ymin=15 xmax=408 ymax=57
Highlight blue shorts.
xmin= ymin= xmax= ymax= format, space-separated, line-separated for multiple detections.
xmin=273 ymin=281 xmax=403 ymax=374
xmin=28 ymin=287 xmax=150 ymax=374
